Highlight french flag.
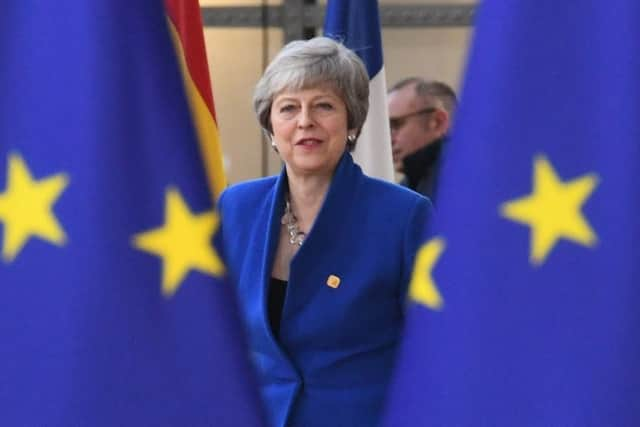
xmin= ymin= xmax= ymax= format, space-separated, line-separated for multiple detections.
xmin=324 ymin=0 xmax=395 ymax=182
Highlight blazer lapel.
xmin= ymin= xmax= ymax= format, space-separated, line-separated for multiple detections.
xmin=258 ymin=169 xmax=298 ymax=360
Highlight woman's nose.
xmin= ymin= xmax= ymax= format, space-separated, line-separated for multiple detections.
xmin=297 ymin=106 xmax=314 ymax=128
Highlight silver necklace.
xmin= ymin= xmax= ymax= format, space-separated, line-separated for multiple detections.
xmin=282 ymin=195 xmax=306 ymax=246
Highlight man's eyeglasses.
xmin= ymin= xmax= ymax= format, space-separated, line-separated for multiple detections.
xmin=389 ymin=107 xmax=436 ymax=131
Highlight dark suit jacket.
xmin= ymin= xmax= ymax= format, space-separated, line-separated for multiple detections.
xmin=401 ymin=136 xmax=446 ymax=201
xmin=218 ymin=152 xmax=432 ymax=427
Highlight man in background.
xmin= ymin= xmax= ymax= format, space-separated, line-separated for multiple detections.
xmin=388 ymin=77 xmax=457 ymax=200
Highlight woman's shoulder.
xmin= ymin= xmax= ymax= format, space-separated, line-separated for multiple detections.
xmin=218 ymin=176 xmax=278 ymax=210
xmin=222 ymin=176 xmax=277 ymax=196
xmin=359 ymin=174 xmax=432 ymax=209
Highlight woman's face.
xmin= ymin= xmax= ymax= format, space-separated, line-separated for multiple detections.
xmin=270 ymin=84 xmax=353 ymax=178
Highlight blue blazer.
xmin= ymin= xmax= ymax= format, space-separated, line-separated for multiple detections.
xmin=218 ymin=153 xmax=431 ymax=427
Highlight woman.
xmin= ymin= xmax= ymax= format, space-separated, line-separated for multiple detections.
xmin=218 ymin=37 xmax=432 ymax=427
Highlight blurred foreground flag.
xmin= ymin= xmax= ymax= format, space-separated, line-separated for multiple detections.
xmin=165 ymin=0 xmax=227 ymax=199
xmin=384 ymin=1 xmax=640 ymax=426
xmin=0 ymin=1 xmax=264 ymax=425
xmin=324 ymin=0 xmax=395 ymax=181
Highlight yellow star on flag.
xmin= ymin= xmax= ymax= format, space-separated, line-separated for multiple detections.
xmin=409 ymin=237 xmax=445 ymax=310
xmin=500 ymin=155 xmax=598 ymax=265
xmin=0 ymin=153 xmax=69 ymax=262
xmin=132 ymin=188 xmax=224 ymax=297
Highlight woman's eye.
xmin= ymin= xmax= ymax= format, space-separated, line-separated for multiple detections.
xmin=280 ymin=105 xmax=296 ymax=113
xmin=316 ymin=102 xmax=334 ymax=111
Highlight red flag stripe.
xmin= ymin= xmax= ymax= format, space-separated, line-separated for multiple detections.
xmin=164 ymin=0 xmax=217 ymax=122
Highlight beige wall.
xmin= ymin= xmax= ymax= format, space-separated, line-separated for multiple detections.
xmin=201 ymin=0 xmax=475 ymax=184
xmin=203 ymin=27 xmax=283 ymax=185
xmin=383 ymin=27 xmax=471 ymax=94
xmin=201 ymin=0 xmax=283 ymax=185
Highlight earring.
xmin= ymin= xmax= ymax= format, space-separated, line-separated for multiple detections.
xmin=347 ymin=134 xmax=356 ymax=143
xmin=270 ymin=138 xmax=279 ymax=153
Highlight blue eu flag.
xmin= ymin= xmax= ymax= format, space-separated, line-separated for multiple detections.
xmin=0 ymin=1 xmax=264 ymax=425
xmin=384 ymin=1 xmax=640 ymax=426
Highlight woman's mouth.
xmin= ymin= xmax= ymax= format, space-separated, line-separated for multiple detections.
xmin=296 ymin=138 xmax=322 ymax=147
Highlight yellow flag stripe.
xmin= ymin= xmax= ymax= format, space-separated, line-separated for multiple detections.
xmin=167 ymin=20 xmax=227 ymax=200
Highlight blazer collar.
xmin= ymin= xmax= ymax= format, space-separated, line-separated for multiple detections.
xmin=263 ymin=150 xmax=362 ymax=280
xmin=290 ymin=151 xmax=361 ymax=264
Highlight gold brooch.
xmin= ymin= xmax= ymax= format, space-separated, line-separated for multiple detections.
xmin=326 ymin=275 xmax=341 ymax=288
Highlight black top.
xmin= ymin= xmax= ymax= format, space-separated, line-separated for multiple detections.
xmin=268 ymin=277 xmax=288 ymax=339
xmin=401 ymin=136 xmax=446 ymax=200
